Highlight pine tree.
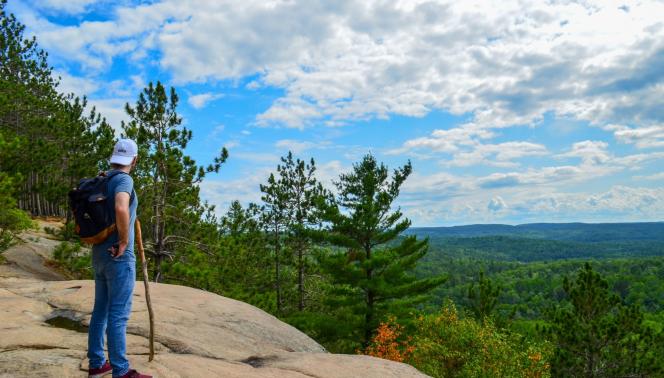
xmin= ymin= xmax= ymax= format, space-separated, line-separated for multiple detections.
xmin=317 ymin=154 xmax=446 ymax=348
xmin=0 ymin=0 xmax=57 ymax=133
xmin=467 ymin=270 xmax=501 ymax=321
xmin=260 ymin=165 xmax=292 ymax=314
xmin=544 ymin=262 xmax=664 ymax=377
xmin=123 ymin=81 xmax=228 ymax=282
xmin=279 ymin=152 xmax=328 ymax=311
xmin=0 ymin=0 xmax=57 ymax=214
xmin=216 ymin=201 xmax=275 ymax=311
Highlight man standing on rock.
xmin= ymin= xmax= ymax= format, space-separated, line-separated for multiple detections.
xmin=87 ymin=139 xmax=151 ymax=378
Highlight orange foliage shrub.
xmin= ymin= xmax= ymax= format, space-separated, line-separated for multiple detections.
xmin=361 ymin=317 xmax=415 ymax=362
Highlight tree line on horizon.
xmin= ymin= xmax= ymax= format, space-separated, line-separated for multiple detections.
xmin=2 ymin=2 xmax=663 ymax=376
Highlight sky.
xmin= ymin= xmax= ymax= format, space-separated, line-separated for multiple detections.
xmin=9 ymin=0 xmax=664 ymax=226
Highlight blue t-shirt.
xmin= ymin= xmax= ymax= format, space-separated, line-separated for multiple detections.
xmin=92 ymin=170 xmax=138 ymax=262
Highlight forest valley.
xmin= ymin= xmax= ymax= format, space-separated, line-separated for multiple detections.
xmin=1 ymin=2 xmax=663 ymax=376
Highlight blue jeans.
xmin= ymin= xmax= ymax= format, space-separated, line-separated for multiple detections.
xmin=88 ymin=250 xmax=136 ymax=377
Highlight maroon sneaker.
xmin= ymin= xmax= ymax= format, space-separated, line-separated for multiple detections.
xmin=88 ymin=361 xmax=112 ymax=378
xmin=117 ymin=369 xmax=152 ymax=378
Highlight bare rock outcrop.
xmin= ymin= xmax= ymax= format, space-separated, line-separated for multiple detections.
xmin=0 ymin=223 xmax=428 ymax=378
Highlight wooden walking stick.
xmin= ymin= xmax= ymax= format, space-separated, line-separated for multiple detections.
xmin=135 ymin=219 xmax=155 ymax=361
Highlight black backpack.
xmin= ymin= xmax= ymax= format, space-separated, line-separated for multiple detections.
xmin=68 ymin=171 xmax=134 ymax=245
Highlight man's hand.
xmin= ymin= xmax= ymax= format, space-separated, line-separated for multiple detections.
xmin=108 ymin=241 xmax=128 ymax=258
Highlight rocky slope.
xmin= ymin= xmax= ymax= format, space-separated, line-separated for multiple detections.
xmin=0 ymin=221 xmax=429 ymax=377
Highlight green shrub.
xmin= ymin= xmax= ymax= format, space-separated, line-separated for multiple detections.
xmin=0 ymin=206 xmax=33 ymax=256
xmin=44 ymin=221 xmax=79 ymax=242
xmin=59 ymin=221 xmax=79 ymax=241
xmin=0 ymin=171 xmax=34 ymax=257
xmin=52 ymin=242 xmax=91 ymax=279
xmin=409 ymin=302 xmax=551 ymax=378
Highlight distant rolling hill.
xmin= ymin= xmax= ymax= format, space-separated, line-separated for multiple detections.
xmin=406 ymin=222 xmax=664 ymax=243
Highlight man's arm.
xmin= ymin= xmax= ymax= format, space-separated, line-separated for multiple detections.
xmin=110 ymin=192 xmax=131 ymax=258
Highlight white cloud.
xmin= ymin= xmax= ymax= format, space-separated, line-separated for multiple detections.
xmin=390 ymin=123 xmax=548 ymax=167
xmin=196 ymin=146 xmax=664 ymax=225
xmin=199 ymin=160 xmax=344 ymax=216
xmin=188 ymin=92 xmax=224 ymax=109
xmin=476 ymin=165 xmax=591 ymax=189
xmin=204 ymin=127 xmax=239 ymax=150
xmin=274 ymin=139 xmax=331 ymax=154
xmin=315 ymin=160 xmax=346 ymax=190
xmin=38 ymin=64 xmax=152 ymax=136
xmin=48 ymin=72 xmax=147 ymax=132
xmin=32 ymin=80 xmax=130 ymax=131
xmin=583 ymin=186 xmax=662 ymax=214
xmin=558 ymin=140 xmax=611 ymax=165
xmin=613 ymin=152 xmax=664 ymax=169
xmin=53 ymin=70 xmax=99 ymax=96
xmin=274 ymin=140 xmax=313 ymax=154
xmin=612 ymin=125 xmax=664 ymax=149
xmin=33 ymin=0 xmax=99 ymax=14
xmin=446 ymin=141 xmax=548 ymax=168
xmin=14 ymin=2 xmax=162 ymax=71
xmin=232 ymin=151 xmax=282 ymax=164
xmin=198 ymin=169 xmax=270 ymax=215
xmin=87 ymin=98 xmax=129 ymax=131
xmin=401 ymin=184 xmax=664 ymax=226
xmin=20 ymin=0 xmax=664 ymax=132
xmin=206 ymin=124 xmax=227 ymax=141
xmin=396 ymin=139 xmax=664 ymax=224
xmin=488 ymin=196 xmax=507 ymax=212
xmin=472 ymin=142 xmax=663 ymax=189
xmin=400 ymin=171 xmax=474 ymax=207
xmin=389 ymin=125 xmax=495 ymax=155
xmin=224 ymin=140 xmax=239 ymax=149
xmin=633 ymin=172 xmax=664 ymax=181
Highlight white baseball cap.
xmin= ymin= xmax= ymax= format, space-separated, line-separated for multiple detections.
xmin=110 ymin=139 xmax=138 ymax=166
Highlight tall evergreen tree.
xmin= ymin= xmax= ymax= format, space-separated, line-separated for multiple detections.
xmin=260 ymin=163 xmax=292 ymax=314
xmin=544 ymin=263 xmax=663 ymax=377
xmin=280 ymin=152 xmax=328 ymax=311
xmin=123 ymin=81 xmax=228 ymax=282
xmin=317 ymin=154 xmax=446 ymax=348
xmin=0 ymin=0 xmax=56 ymax=132
xmin=217 ymin=201 xmax=275 ymax=311
xmin=467 ymin=270 xmax=501 ymax=321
